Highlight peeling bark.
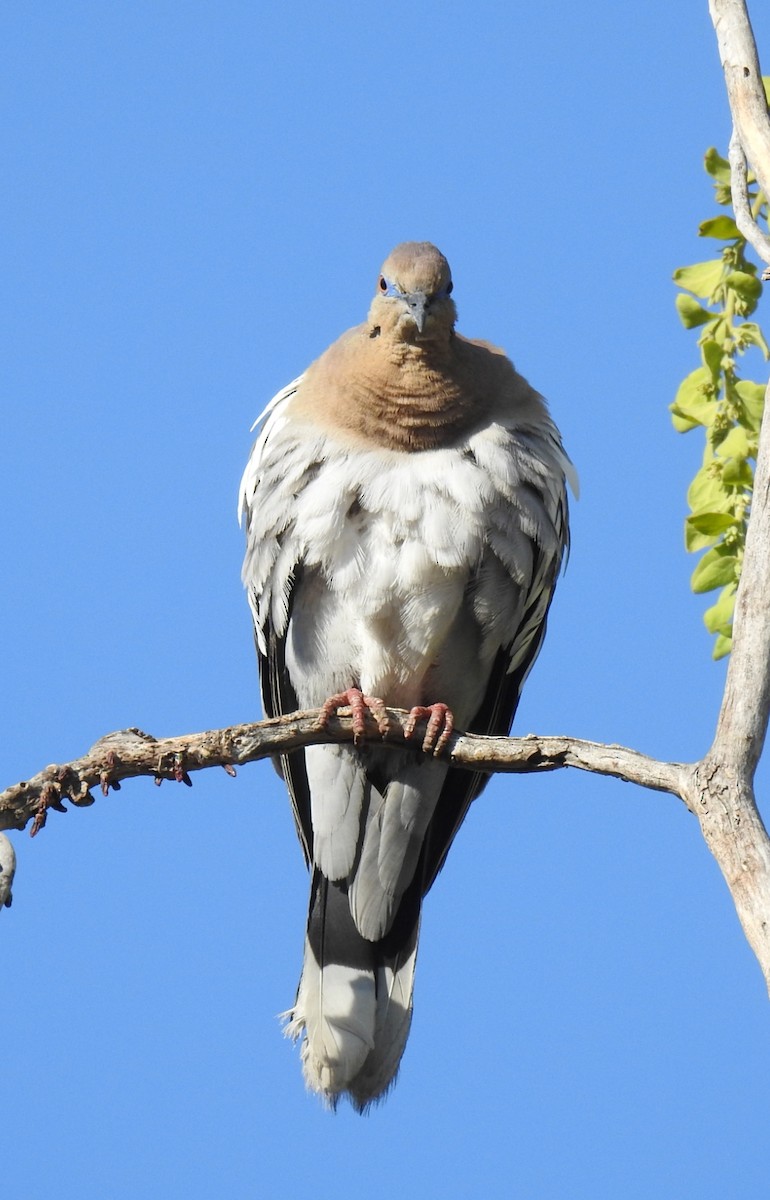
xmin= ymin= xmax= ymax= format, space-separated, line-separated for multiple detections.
xmin=0 ymin=715 xmax=688 ymax=837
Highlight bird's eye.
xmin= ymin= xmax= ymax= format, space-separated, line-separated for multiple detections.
xmin=379 ymin=276 xmax=388 ymax=293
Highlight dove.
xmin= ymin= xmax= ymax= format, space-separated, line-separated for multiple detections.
xmin=239 ymin=241 xmax=575 ymax=1109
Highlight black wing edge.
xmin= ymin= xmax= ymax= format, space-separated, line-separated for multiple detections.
xmin=419 ymin=581 xmax=557 ymax=896
xmin=256 ymin=570 xmax=314 ymax=866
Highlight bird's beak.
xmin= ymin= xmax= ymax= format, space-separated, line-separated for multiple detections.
xmin=405 ymin=291 xmax=430 ymax=333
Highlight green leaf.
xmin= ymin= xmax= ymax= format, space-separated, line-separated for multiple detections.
xmin=712 ymin=632 xmax=733 ymax=660
xmin=701 ymin=338 xmax=725 ymax=381
xmin=685 ymin=520 xmax=720 ymax=554
xmin=673 ymin=259 xmax=726 ymax=299
xmin=736 ymin=322 xmax=770 ymax=357
xmin=735 ymin=379 xmax=766 ymax=430
xmin=685 ymin=510 xmax=739 ymax=553
xmin=686 ymin=462 xmax=730 ymax=511
xmin=704 ymin=147 xmax=731 ymax=183
xmin=703 ymin=583 xmax=737 ymax=635
xmin=735 ymin=379 xmax=766 ymax=405
xmin=670 ymin=367 xmax=715 ymax=431
xmin=724 ymin=269 xmax=762 ymax=303
xmin=685 ymin=528 xmax=718 ymax=553
xmin=704 ymin=315 xmax=732 ymax=346
xmin=722 ymin=456 xmax=754 ymax=486
xmin=691 ymin=546 xmax=739 ymax=593
xmin=699 ymin=215 xmax=740 ymax=239
xmin=675 ymin=292 xmax=713 ymax=328
xmin=671 ymin=411 xmax=700 ymax=433
xmin=716 ymin=424 xmax=751 ymax=459
xmin=687 ymin=512 xmax=739 ymax=535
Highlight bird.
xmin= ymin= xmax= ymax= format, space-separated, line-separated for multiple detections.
xmin=239 ymin=241 xmax=576 ymax=1111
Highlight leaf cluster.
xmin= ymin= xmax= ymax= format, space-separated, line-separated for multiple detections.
xmin=672 ymin=145 xmax=768 ymax=659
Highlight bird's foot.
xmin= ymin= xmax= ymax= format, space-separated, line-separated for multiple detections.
xmin=318 ymin=688 xmax=390 ymax=743
xmin=403 ymin=703 xmax=454 ymax=755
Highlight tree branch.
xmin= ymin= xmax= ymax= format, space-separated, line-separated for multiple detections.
xmin=0 ymin=711 xmax=689 ymax=837
xmin=728 ymin=129 xmax=770 ymax=267
xmin=711 ymin=381 xmax=770 ymax=772
xmin=686 ymin=381 xmax=770 ymax=980
xmin=698 ymin=0 xmax=770 ymax=990
xmin=710 ymin=0 xmax=770 ymax=246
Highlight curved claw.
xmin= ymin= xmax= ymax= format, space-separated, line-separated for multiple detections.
xmin=403 ymin=703 xmax=454 ymax=755
xmin=318 ymin=687 xmax=390 ymax=743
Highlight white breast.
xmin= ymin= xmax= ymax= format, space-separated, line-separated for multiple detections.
xmin=241 ymin=405 xmax=566 ymax=720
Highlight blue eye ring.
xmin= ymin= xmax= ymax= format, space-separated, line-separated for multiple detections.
xmin=379 ymin=275 xmax=403 ymax=298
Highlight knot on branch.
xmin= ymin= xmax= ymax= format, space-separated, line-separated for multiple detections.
xmin=155 ymin=749 xmax=194 ymax=788
xmin=29 ymin=764 xmax=97 ymax=836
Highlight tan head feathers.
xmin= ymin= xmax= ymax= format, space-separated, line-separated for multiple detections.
xmin=370 ymin=242 xmax=456 ymax=340
xmin=377 ymin=242 xmax=452 ymax=298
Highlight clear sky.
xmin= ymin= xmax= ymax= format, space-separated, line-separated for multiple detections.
xmin=3 ymin=3 xmax=770 ymax=1197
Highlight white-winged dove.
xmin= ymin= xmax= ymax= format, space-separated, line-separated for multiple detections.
xmin=239 ymin=242 xmax=576 ymax=1111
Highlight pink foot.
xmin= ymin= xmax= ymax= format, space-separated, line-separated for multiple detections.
xmin=318 ymin=687 xmax=390 ymax=743
xmin=403 ymin=702 xmax=455 ymax=755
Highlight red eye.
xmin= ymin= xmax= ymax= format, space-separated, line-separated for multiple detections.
xmin=379 ymin=276 xmax=388 ymax=293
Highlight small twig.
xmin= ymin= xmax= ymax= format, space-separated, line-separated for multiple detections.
xmin=0 ymin=710 xmax=690 ymax=836
xmin=728 ymin=128 xmax=770 ymax=266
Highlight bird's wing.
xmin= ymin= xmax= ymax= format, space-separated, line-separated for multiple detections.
xmin=239 ymin=377 xmax=318 ymax=863
xmin=420 ymin=407 xmax=574 ymax=893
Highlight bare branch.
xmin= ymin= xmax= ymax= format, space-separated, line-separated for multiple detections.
xmin=711 ymin=380 xmax=770 ymax=772
xmin=696 ymin=0 xmax=770 ymax=993
xmin=684 ymin=380 xmax=770 ymax=985
xmin=710 ymin=0 xmax=770 ymax=268
xmin=0 ymin=710 xmax=689 ymax=836
xmin=728 ymin=129 xmax=770 ymax=265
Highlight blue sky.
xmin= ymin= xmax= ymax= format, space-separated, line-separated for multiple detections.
xmin=3 ymin=2 xmax=770 ymax=1196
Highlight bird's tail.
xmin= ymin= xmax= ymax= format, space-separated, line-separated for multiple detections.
xmin=283 ymin=871 xmax=419 ymax=1112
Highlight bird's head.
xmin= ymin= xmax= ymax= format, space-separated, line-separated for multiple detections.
xmin=369 ymin=242 xmax=456 ymax=343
